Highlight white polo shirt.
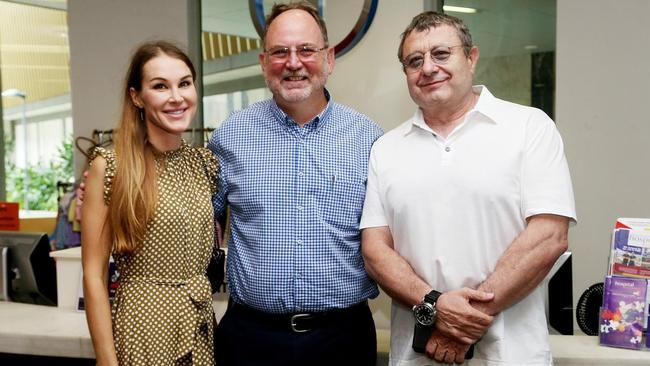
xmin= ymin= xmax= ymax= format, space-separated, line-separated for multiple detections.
xmin=360 ymin=86 xmax=576 ymax=366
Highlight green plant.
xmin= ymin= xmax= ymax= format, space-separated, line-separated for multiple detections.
xmin=5 ymin=138 xmax=74 ymax=211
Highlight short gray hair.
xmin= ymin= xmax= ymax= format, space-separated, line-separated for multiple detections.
xmin=263 ymin=1 xmax=329 ymax=48
xmin=398 ymin=11 xmax=473 ymax=61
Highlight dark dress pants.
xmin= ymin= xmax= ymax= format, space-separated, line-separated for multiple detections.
xmin=214 ymin=302 xmax=377 ymax=366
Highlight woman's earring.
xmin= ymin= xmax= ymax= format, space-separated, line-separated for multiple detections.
xmin=139 ymin=108 xmax=144 ymax=122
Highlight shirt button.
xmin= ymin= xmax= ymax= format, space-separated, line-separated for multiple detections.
xmin=298 ymin=171 xmax=304 ymax=177
xmin=297 ymin=205 xmax=303 ymax=211
xmin=445 ymin=146 xmax=451 ymax=152
xmin=296 ymin=239 xmax=303 ymax=244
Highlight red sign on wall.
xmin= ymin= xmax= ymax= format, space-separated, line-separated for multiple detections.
xmin=0 ymin=202 xmax=19 ymax=231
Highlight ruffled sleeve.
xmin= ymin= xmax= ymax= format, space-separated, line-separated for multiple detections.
xmin=88 ymin=147 xmax=117 ymax=205
xmin=196 ymin=147 xmax=219 ymax=195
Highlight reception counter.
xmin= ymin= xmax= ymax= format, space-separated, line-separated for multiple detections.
xmin=0 ymin=302 xmax=93 ymax=358
xmin=2 ymin=301 xmax=650 ymax=365
xmin=550 ymin=334 xmax=650 ymax=365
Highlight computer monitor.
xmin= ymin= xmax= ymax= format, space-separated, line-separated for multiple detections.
xmin=0 ymin=231 xmax=57 ymax=306
xmin=543 ymin=251 xmax=573 ymax=335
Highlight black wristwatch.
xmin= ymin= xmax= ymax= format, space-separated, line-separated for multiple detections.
xmin=413 ymin=290 xmax=442 ymax=326
xmin=412 ymin=290 xmax=442 ymax=353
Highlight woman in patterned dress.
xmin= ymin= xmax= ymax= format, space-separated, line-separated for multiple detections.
xmin=81 ymin=41 xmax=218 ymax=366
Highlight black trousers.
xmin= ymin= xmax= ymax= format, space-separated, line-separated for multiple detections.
xmin=214 ymin=301 xmax=377 ymax=366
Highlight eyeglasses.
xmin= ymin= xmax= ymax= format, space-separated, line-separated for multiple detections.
xmin=264 ymin=45 xmax=328 ymax=63
xmin=401 ymin=45 xmax=465 ymax=73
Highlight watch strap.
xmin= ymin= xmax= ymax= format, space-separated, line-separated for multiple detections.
xmin=412 ymin=322 xmax=433 ymax=353
xmin=424 ymin=289 xmax=442 ymax=305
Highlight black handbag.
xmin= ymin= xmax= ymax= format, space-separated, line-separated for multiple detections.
xmin=207 ymin=245 xmax=226 ymax=294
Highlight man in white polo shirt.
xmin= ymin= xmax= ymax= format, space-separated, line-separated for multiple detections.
xmin=360 ymin=11 xmax=576 ymax=366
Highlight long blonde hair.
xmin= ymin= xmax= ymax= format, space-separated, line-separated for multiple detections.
xmin=110 ymin=41 xmax=196 ymax=254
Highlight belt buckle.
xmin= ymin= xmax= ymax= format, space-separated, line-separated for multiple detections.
xmin=290 ymin=313 xmax=312 ymax=333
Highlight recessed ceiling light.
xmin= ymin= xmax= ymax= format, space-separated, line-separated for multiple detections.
xmin=443 ymin=5 xmax=477 ymax=14
xmin=524 ymin=45 xmax=539 ymax=50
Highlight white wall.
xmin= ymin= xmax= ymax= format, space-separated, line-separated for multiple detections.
xmin=557 ymin=0 xmax=650 ymax=326
xmin=67 ymin=0 xmax=200 ymax=176
xmin=327 ymin=1 xmax=421 ymax=131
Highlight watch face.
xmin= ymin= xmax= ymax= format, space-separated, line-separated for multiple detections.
xmin=413 ymin=302 xmax=436 ymax=326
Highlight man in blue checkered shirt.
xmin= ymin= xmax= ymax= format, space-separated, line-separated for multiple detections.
xmin=208 ymin=2 xmax=383 ymax=365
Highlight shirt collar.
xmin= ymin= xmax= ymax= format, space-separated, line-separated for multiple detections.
xmin=404 ymin=108 xmax=430 ymax=136
xmin=405 ymin=85 xmax=499 ymax=136
xmin=269 ymin=88 xmax=333 ymax=131
xmin=470 ymin=85 xmax=501 ymax=124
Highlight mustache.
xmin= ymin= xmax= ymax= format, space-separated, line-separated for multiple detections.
xmin=417 ymin=74 xmax=447 ymax=86
xmin=282 ymin=71 xmax=309 ymax=78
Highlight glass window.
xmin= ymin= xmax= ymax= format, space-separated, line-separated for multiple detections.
xmin=442 ymin=0 xmax=556 ymax=118
xmin=0 ymin=0 xmax=73 ymax=211
xmin=201 ymin=0 xmax=270 ymax=129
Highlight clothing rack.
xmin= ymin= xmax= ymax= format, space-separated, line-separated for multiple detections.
xmin=92 ymin=129 xmax=113 ymax=144
xmin=91 ymin=127 xmax=215 ymax=143
xmin=56 ymin=181 xmax=76 ymax=202
xmin=76 ymin=127 xmax=216 ymax=161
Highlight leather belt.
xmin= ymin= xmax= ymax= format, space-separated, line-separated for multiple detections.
xmin=230 ymin=301 xmax=369 ymax=333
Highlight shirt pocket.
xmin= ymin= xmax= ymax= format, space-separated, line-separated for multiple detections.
xmin=318 ymin=169 xmax=366 ymax=233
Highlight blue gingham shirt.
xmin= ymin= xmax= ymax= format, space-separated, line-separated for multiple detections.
xmin=208 ymin=91 xmax=382 ymax=313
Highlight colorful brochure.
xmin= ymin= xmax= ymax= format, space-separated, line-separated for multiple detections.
xmin=599 ymin=276 xmax=647 ymax=349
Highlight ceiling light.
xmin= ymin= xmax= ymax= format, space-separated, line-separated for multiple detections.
xmin=443 ymin=5 xmax=477 ymax=14
xmin=524 ymin=45 xmax=539 ymax=50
